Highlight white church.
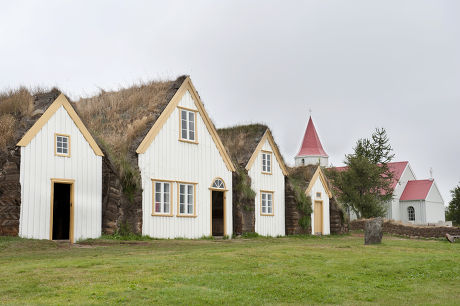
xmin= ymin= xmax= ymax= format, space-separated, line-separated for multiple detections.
xmin=297 ymin=116 xmax=446 ymax=226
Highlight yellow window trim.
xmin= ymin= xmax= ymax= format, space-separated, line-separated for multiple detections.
xmin=246 ymin=129 xmax=288 ymax=176
xmin=54 ymin=133 xmax=71 ymax=157
xmin=260 ymin=190 xmax=275 ymax=216
xmin=17 ymin=94 xmax=104 ymax=157
xmin=178 ymin=106 xmax=198 ymax=144
xmin=135 ymin=77 xmax=235 ymax=172
xmin=261 ymin=150 xmax=273 ymax=175
xmin=151 ymin=179 xmax=174 ymax=217
xmin=305 ymin=167 xmax=333 ymax=198
xmin=176 ymin=181 xmax=198 ymax=217
xmin=50 ymin=178 xmax=75 ymax=243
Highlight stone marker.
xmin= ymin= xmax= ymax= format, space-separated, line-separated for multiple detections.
xmin=364 ymin=218 xmax=383 ymax=245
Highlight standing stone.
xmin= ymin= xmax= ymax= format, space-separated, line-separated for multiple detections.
xmin=364 ymin=218 xmax=383 ymax=245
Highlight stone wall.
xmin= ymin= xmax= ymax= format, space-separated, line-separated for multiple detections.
xmin=329 ymin=198 xmax=348 ymax=234
xmin=350 ymin=219 xmax=460 ymax=238
xmin=232 ymin=171 xmax=255 ymax=235
xmin=285 ymin=180 xmax=310 ymax=235
xmin=0 ymin=147 xmax=21 ymax=236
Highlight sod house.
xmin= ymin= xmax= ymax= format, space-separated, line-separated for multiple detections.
xmin=218 ymin=125 xmax=288 ymax=236
xmin=0 ymin=89 xmax=107 ymax=243
xmin=77 ymin=76 xmax=235 ymax=238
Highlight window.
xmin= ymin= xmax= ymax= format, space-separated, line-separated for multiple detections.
xmin=55 ymin=134 xmax=70 ymax=157
xmin=316 ymin=192 xmax=321 ymax=198
xmin=211 ymin=178 xmax=225 ymax=189
xmin=302 ymin=158 xmax=305 ymax=165
xmin=261 ymin=191 xmax=274 ymax=216
xmin=179 ymin=108 xmax=197 ymax=142
xmin=152 ymin=181 xmax=172 ymax=216
xmin=178 ymin=183 xmax=195 ymax=216
xmin=408 ymin=206 xmax=415 ymax=221
xmin=262 ymin=151 xmax=272 ymax=174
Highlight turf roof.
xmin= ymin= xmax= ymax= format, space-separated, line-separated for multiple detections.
xmin=217 ymin=124 xmax=269 ymax=168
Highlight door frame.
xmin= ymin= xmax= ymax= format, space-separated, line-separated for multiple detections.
xmin=314 ymin=200 xmax=323 ymax=235
xmin=209 ymin=178 xmax=227 ymax=237
xmin=50 ymin=178 xmax=75 ymax=243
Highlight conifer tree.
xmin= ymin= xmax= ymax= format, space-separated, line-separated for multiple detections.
xmin=328 ymin=128 xmax=394 ymax=218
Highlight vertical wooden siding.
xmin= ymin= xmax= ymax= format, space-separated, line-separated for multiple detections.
xmin=19 ymin=106 xmax=102 ymax=242
xmin=139 ymin=90 xmax=233 ymax=238
xmin=249 ymin=139 xmax=285 ymax=236
xmin=309 ymin=177 xmax=330 ymax=235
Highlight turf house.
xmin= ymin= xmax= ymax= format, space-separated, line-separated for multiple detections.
xmin=77 ymin=76 xmax=236 ymax=238
xmin=0 ymin=90 xmax=106 ymax=243
xmin=218 ymin=125 xmax=288 ymax=236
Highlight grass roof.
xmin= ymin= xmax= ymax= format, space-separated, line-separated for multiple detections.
xmin=287 ymin=165 xmax=319 ymax=191
xmin=217 ymin=124 xmax=268 ymax=168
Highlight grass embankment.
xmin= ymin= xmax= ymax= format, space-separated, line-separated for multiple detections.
xmin=0 ymin=235 xmax=459 ymax=305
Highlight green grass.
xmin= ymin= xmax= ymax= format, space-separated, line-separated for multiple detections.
xmin=0 ymin=234 xmax=459 ymax=305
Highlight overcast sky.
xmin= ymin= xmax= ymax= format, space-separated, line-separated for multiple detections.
xmin=1 ymin=1 xmax=459 ymax=203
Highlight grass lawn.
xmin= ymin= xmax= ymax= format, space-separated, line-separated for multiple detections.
xmin=0 ymin=234 xmax=459 ymax=305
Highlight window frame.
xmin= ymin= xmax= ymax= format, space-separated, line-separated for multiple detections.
xmin=407 ymin=206 xmax=415 ymax=221
xmin=177 ymin=181 xmax=197 ymax=217
xmin=261 ymin=150 xmax=272 ymax=174
xmin=178 ymin=106 xmax=198 ymax=144
xmin=151 ymin=179 xmax=174 ymax=217
xmin=54 ymin=133 xmax=71 ymax=157
xmin=260 ymin=190 xmax=274 ymax=216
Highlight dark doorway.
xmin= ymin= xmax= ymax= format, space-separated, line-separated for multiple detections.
xmin=212 ymin=191 xmax=224 ymax=236
xmin=52 ymin=183 xmax=71 ymax=240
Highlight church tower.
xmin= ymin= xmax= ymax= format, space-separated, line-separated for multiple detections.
xmin=295 ymin=116 xmax=329 ymax=167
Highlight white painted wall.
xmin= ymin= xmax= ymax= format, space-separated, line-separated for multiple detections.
xmin=19 ymin=106 xmax=102 ymax=242
xmin=308 ymin=176 xmax=330 ymax=235
xmin=248 ymin=139 xmax=285 ymax=236
xmin=399 ymin=200 xmax=425 ymax=224
xmin=390 ymin=164 xmax=416 ymax=220
xmin=425 ymin=182 xmax=445 ymax=223
xmin=295 ymin=156 xmax=328 ymax=167
xmin=139 ymin=90 xmax=233 ymax=239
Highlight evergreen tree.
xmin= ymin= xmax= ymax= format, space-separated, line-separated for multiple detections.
xmin=327 ymin=128 xmax=394 ymax=218
xmin=446 ymin=184 xmax=460 ymax=225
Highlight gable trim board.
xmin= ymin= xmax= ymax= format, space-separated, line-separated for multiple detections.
xmin=245 ymin=129 xmax=288 ymax=176
xmin=305 ymin=167 xmax=333 ymax=198
xmin=17 ymin=94 xmax=104 ymax=157
xmin=136 ymin=77 xmax=235 ymax=172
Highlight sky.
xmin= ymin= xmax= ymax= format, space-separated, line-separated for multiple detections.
xmin=1 ymin=1 xmax=459 ymax=203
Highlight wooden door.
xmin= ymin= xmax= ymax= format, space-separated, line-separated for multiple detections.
xmin=314 ymin=201 xmax=323 ymax=234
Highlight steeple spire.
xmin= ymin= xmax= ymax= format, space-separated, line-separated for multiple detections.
xmin=295 ymin=116 xmax=328 ymax=167
xmin=297 ymin=116 xmax=328 ymax=157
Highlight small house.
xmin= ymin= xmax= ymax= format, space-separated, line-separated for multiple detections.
xmin=15 ymin=92 xmax=104 ymax=243
xmin=218 ymin=125 xmax=288 ymax=236
xmin=286 ymin=166 xmax=334 ymax=235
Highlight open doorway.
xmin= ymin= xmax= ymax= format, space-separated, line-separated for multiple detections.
xmin=211 ymin=191 xmax=225 ymax=236
xmin=51 ymin=180 xmax=73 ymax=241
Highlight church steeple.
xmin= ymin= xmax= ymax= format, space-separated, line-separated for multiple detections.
xmin=295 ymin=116 xmax=329 ymax=167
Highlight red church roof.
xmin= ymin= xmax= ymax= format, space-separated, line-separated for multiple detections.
xmin=296 ymin=117 xmax=328 ymax=157
xmin=400 ymin=180 xmax=434 ymax=201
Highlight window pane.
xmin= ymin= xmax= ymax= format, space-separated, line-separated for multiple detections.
xmin=180 ymin=203 xmax=185 ymax=214
xmin=188 ymin=203 xmax=193 ymax=214
xmin=189 ymin=130 xmax=195 ymax=141
xmin=163 ymin=183 xmax=170 ymax=213
xmin=180 ymin=184 xmax=185 ymax=195
xmin=267 ymin=154 xmax=271 ymax=172
xmin=62 ymin=148 xmax=68 ymax=154
xmin=57 ymin=147 xmax=63 ymax=153
xmin=182 ymin=128 xmax=188 ymax=139
xmin=62 ymin=137 xmax=68 ymax=143
xmin=188 ymin=113 xmax=195 ymax=140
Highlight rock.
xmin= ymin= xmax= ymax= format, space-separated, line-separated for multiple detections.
xmin=364 ymin=217 xmax=383 ymax=245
